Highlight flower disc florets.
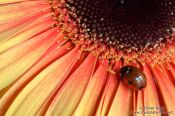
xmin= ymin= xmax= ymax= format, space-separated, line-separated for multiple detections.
xmin=51 ymin=0 xmax=175 ymax=65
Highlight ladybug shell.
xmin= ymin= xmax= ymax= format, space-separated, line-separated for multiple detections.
xmin=120 ymin=66 xmax=147 ymax=90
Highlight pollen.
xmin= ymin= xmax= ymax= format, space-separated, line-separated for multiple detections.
xmin=51 ymin=0 xmax=175 ymax=66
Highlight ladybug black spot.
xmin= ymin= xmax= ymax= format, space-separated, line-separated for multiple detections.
xmin=128 ymin=81 xmax=133 ymax=85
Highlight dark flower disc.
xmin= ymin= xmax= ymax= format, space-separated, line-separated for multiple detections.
xmin=65 ymin=0 xmax=175 ymax=51
xmin=52 ymin=0 xmax=175 ymax=63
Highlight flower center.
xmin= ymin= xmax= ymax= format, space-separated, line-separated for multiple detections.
xmin=65 ymin=0 xmax=175 ymax=51
xmin=51 ymin=0 xmax=175 ymax=63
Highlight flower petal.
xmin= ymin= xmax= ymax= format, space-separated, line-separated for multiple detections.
xmin=0 ymin=9 xmax=53 ymax=42
xmin=46 ymin=54 xmax=97 ymax=116
xmin=0 ymin=28 xmax=60 ymax=90
xmin=0 ymin=15 xmax=56 ymax=53
xmin=151 ymin=65 xmax=175 ymax=113
xmin=4 ymin=46 xmax=81 ymax=116
xmin=165 ymin=62 xmax=175 ymax=86
xmin=0 ymin=40 xmax=73 ymax=115
xmin=108 ymin=80 xmax=132 ymax=116
xmin=73 ymin=64 xmax=108 ymax=116
xmin=95 ymin=63 xmax=120 ymax=116
xmin=0 ymin=0 xmax=28 ymax=4
xmin=143 ymin=64 xmax=160 ymax=110
xmin=135 ymin=91 xmax=144 ymax=116
xmin=0 ymin=0 xmax=50 ymax=22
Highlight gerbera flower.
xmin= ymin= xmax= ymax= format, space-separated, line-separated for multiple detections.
xmin=0 ymin=0 xmax=175 ymax=116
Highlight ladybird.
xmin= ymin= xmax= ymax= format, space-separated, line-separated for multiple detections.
xmin=119 ymin=66 xmax=147 ymax=90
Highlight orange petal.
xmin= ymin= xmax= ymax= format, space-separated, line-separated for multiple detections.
xmin=165 ymin=62 xmax=175 ymax=85
xmin=0 ymin=40 xmax=73 ymax=115
xmin=0 ymin=9 xmax=53 ymax=42
xmin=73 ymin=64 xmax=108 ymax=116
xmin=143 ymin=64 xmax=161 ymax=115
xmin=108 ymin=80 xmax=132 ymax=116
xmin=96 ymin=63 xmax=120 ymax=116
xmin=0 ymin=0 xmax=51 ymax=22
xmin=0 ymin=28 xmax=60 ymax=90
xmin=0 ymin=0 xmax=29 ymax=4
xmin=45 ymin=54 xmax=97 ymax=116
xmin=151 ymin=65 xmax=175 ymax=114
xmin=135 ymin=91 xmax=144 ymax=116
xmin=4 ymin=47 xmax=81 ymax=116
xmin=0 ymin=16 xmax=56 ymax=53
